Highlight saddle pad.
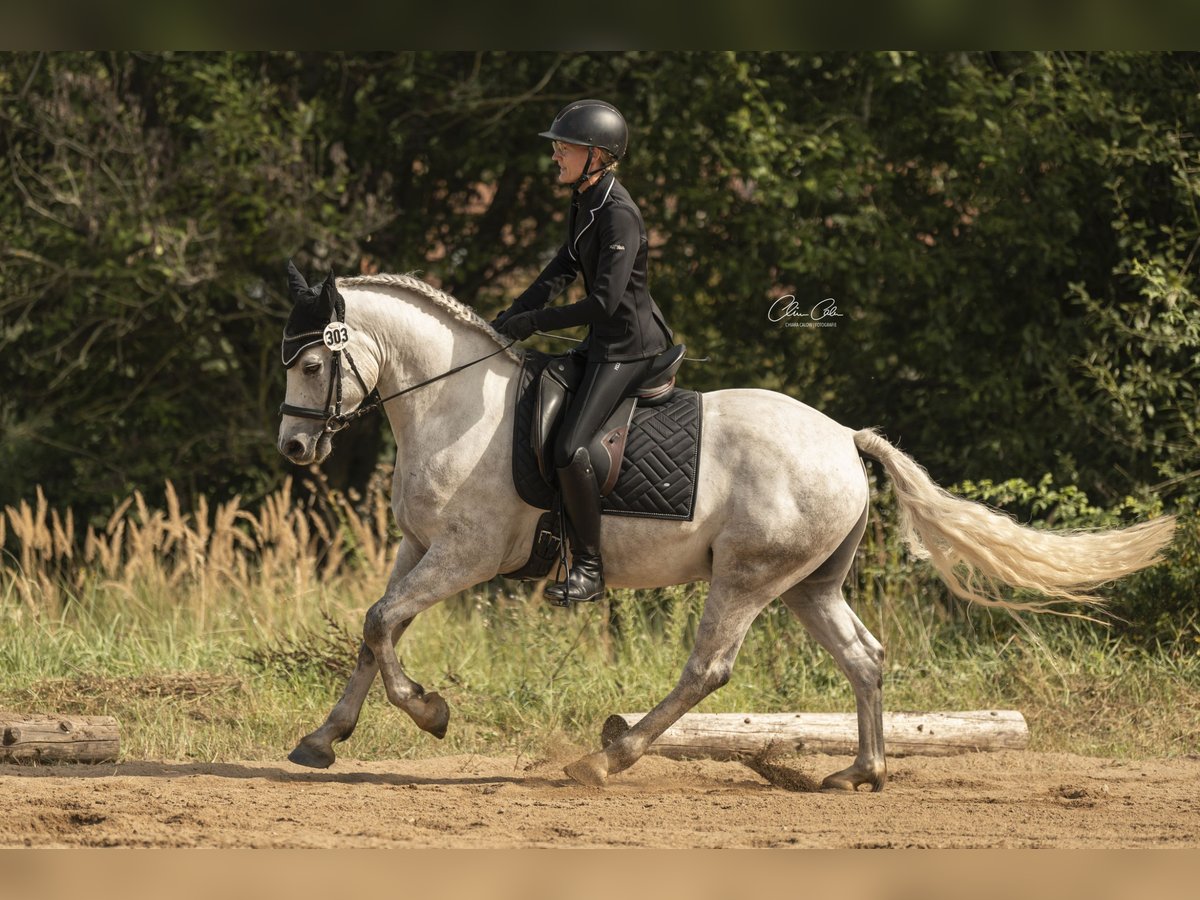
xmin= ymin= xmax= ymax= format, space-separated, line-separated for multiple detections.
xmin=511 ymin=352 xmax=703 ymax=521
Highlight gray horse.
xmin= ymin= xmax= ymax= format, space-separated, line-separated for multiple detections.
xmin=277 ymin=272 xmax=1175 ymax=791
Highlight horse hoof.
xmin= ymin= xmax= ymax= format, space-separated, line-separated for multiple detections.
xmin=820 ymin=763 xmax=887 ymax=793
xmin=410 ymin=692 xmax=451 ymax=739
xmin=564 ymin=752 xmax=609 ymax=788
xmin=288 ymin=739 xmax=335 ymax=769
xmin=819 ymin=772 xmax=857 ymax=792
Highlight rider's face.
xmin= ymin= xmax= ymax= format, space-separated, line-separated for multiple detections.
xmin=552 ymin=140 xmax=590 ymax=185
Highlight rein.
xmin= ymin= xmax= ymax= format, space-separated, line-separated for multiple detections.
xmin=280 ymin=323 xmax=518 ymax=435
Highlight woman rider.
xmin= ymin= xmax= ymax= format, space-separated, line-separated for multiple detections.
xmin=494 ymin=99 xmax=675 ymax=605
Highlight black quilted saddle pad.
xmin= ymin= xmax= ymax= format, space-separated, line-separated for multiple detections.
xmin=511 ymin=351 xmax=703 ymax=521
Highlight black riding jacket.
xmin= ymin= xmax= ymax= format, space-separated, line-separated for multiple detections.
xmin=511 ymin=172 xmax=674 ymax=362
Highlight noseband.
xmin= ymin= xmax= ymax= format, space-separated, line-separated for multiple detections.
xmin=280 ymin=310 xmax=516 ymax=436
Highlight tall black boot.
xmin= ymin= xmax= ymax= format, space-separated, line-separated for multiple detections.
xmin=544 ymin=447 xmax=606 ymax=605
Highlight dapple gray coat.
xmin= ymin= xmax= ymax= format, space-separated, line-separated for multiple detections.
xmin=278 ymin=274 xmax=1174 ymax=791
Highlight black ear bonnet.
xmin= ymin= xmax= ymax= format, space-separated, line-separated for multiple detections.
xmin=282 ymin=260 xmax=345 ymax=367
xmin=278 ymin=260 xmax=517 ymax=432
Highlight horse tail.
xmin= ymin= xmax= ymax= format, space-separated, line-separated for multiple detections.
xmin=852 ymin=428 xmax=1176 ymax=614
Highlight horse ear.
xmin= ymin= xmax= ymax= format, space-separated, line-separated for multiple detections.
xmin=319 ymin=269 xmax=337 ymax=294
xmin=287 ymin=259 xmax=309 ymax=301
xmin=319 ymin=270 xmax=340 ymax=314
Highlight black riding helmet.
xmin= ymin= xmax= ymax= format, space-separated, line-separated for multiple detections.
xmin=539 ymin=100 xmax=628 ymax=192
xmin=539 ymin=99 xmax=629 ymax=160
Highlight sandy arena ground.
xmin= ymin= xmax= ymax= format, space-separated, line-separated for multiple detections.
xmin=3 ymin=750 xmax=1198 ymax=849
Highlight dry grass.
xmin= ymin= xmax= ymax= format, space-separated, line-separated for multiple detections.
xmin=25 ymin=672 xmax=244 ymax=706
xmin=1 ymin=469 xmax=397 ymax=620
xmin=1 ymin=474 xmax=1197 ymax=763
xmin=241 ymin=608 xmax=362 ymax=681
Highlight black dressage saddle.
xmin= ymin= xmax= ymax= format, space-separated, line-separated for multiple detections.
xmin=531 ymin=344 xmax=686 ymax=495
xmin=504 ymin=345 xmax=702 ymax=581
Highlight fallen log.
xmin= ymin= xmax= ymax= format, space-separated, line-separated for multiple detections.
xmin=0 ymin=714 xmax=120 ymax=764
xmin=601 ymin=710 xmax=1028 ymax=759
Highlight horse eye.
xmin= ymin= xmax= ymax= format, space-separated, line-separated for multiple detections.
xmin=303 ymin=362 xmax=321 ymax=375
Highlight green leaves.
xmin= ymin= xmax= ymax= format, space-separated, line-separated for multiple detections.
xmin=1 ymin=51 xmax=1197 ymax=540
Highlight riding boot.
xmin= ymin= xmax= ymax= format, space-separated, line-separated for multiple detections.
xmin=544 ymin=448 xmax=606 ymax=605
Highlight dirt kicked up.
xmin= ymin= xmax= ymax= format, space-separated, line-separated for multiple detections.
xmin=3 ymin=750 xmax=1198 ymax=849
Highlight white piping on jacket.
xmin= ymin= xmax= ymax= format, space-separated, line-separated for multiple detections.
xmin=569 ymin=176 xmax=616 ymax=262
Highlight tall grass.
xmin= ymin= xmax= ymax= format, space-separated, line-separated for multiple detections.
xmin=2 ymin=471 xmax=1197 ymax=762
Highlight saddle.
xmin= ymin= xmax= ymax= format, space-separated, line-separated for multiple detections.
xmin=503 ymin=346 xmax=702 ymax=581
xmin=532 ymin=344 xmax=686 ymax=495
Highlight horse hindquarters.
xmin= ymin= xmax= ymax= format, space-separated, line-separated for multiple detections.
xmin=564 ymin=395 xmax=878 ymax=786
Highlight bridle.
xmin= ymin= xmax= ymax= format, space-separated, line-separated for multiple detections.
xmin=280 ymin=306 xmax=517 ymax=436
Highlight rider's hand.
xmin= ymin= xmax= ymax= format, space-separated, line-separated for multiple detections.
xmin=490 ymin=308 xmax=512 ymax=330
xmin=498 ymin=310 xmax=539 ymax=341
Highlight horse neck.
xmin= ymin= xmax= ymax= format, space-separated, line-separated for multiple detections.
xmin=344 ymin=286 xmax=520 ymax=457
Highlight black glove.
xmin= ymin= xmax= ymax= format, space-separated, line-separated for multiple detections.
xmin=498 ymin=310 xmax=539 ymax=341
xmin=490 ymin=308 xmax=512 ymax=330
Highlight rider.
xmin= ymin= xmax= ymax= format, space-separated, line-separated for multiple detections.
xmin=494 ymin=99 xmax=675 ymax=605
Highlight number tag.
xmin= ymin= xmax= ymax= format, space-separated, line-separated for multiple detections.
xmin=323 ymin=323 xmax=351 ymax=351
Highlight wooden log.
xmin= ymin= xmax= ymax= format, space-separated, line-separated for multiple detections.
xmin=0 ymin=714 xmax=119 ymax=764
xmin=601 ymin=710 xmax=1028 ymax=759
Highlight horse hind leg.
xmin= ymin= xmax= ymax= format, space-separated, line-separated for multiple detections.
xmin=564 ymin=577 xmax=775 ymax=787
xmin=781 ymin=578 xmax=887 ymax=792
xmin=777 ymin=499 xmax=886 ymax=791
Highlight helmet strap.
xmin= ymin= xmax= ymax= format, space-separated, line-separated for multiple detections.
xmin=571 ymin=147 xmax=596 ymax=192
xmin=571 ymin=147 xmax=615 ymax=193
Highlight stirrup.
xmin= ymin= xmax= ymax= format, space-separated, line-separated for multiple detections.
xmin=545 ymin=590 xmax=577 ymax=609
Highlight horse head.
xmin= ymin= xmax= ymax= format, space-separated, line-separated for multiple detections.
xmin=277 ymin=261 xmax=378 ymax=465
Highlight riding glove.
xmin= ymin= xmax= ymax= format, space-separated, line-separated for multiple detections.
xmin=498 ymin=310 xmax=539 ymax=341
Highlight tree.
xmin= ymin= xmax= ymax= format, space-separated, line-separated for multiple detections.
xmin=2 ymin=51 xmax=1196 ymax=524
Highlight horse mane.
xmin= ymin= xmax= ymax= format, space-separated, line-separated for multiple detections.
xmin=337 ymin=272 xmax=524 ymax=363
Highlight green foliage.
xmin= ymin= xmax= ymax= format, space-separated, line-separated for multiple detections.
xmin=1 ymin=51 xmax=1197 ymax=635
xmin=1105 ymin=496 xmax=1200 ymax=645
xmin=0 ymin=52 xmax=393 ymax=515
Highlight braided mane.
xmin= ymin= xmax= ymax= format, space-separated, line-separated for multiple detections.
xmin=337 ymin=272 xmax=523 ymax=363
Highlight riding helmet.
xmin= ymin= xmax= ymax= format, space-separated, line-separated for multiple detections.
xmin=539 ymin=99 xmax=628 ymax=160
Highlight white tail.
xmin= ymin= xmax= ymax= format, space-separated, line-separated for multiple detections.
xmin=853 ymin=428 xmax=1176 ymax=613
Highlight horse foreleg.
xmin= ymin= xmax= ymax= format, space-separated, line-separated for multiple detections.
xmin=361 ymin=546 xmax=494 ymax=739
xmin=782 ymin=582 xmax=887 ymax=792
xmin=289 ymin=641 xmax=379 ymax=768
xmin=288 ymin=540 xmax=424 ymax=769
xmin=565 ymin=581 xmax=772 ymax=787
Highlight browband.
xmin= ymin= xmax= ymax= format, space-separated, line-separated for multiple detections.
xmin=281 ymin=329 xmax=326 ymax=368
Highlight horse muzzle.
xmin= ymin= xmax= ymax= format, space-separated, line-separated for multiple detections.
xmin=277 ymin=429 xmax=331 ymax=466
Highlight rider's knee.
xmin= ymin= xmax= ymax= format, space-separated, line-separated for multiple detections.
xmin=555 ymin=441 xmax=590 ymax=472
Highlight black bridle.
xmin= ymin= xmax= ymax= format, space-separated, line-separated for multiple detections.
xmin=280 ymin=318 xmax=517 ymax=436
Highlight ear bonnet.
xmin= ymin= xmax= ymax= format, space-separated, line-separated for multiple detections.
xmin=282 ymin=260 xmax=344 ymax=367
